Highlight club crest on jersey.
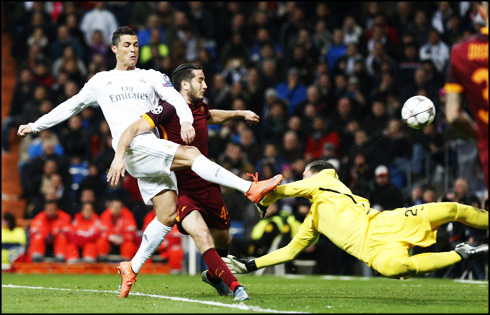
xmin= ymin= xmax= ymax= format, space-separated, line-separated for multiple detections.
xmin=162 ymin=74 xmax=173 ymax=87
xmin=139 ymin=78 xmax=147 ymax=83
xmin=151 ymin=105 xmax=163 ymax=114
xmin=200 ymin=105 xmax=205 ymax=112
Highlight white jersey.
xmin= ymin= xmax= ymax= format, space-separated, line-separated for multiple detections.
xmin=29 ymin=68 xmax=193 ymax=151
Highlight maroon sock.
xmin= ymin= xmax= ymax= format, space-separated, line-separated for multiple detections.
xmin=202 ymin=248 xmax=240 ymax=292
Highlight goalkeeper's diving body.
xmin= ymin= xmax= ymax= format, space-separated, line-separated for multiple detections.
xmin=224 ymin=160 xmax=489 ymax=278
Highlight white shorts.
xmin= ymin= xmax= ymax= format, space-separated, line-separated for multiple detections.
xmin=124 ymin=135 xmax=180 ymax=205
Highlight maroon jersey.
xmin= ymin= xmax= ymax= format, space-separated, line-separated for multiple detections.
xmin=444 ymin=27 xmax=489 ymax=188
xmin=444 ymin=27 xmax=488 ymax=139
xmin=144 ymin=101 xmax=212 ymax=191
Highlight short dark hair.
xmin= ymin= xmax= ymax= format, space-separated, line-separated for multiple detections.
xmin=112 ymin=26 xmax=136 ymax=46
xmin=171 ymin=63 xmax=202 ymax=91
xmin=305 ymin=160 xmax=336 ymax=174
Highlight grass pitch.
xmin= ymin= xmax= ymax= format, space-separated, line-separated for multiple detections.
xmin=2 ymin=273 xmax=488 ymax=313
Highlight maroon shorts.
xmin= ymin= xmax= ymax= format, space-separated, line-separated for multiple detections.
xmin=175 ymin=184 xmax=230 ymax=235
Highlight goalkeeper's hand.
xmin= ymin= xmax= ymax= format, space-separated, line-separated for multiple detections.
xmin=222 ymin=255 xmax=256 ymax=274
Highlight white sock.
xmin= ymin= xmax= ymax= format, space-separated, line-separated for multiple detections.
xmin=191 ymin=154 xmax=252 ymax=193
xmin=131 ymin=217 xmax=172 ymax=274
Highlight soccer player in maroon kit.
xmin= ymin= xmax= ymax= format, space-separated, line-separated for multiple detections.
xmin=140 ymin=63 xmax=260 ymax=300
xmin=445 ymin=2 xmax=488 ymax=190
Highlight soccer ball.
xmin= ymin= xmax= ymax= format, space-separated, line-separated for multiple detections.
xmin=401 ymin=95 xmax=436 ymax=129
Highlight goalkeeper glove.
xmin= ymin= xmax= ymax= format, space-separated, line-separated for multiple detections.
xmin=222 ymin=255 xmax=258 ymax=274
xmin=255 ymin=202 xmax=269 ymax=219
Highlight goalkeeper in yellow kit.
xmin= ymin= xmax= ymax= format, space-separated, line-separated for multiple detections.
xmin=224 ymin=160 xmax=488 ymax=278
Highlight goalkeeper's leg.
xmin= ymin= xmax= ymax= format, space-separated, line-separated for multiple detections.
xmin=426 ymin=202 xmax=488 ymax=230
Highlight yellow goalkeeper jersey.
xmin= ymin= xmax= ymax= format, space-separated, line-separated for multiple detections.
xmin=261 ymin=168 xmax=380 ymax=260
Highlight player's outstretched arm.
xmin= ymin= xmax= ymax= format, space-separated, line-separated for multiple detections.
xmin=107 ymin=117 xmax=152 ymax=186
xmin=208 ymin=109 xmax=260 ymax=126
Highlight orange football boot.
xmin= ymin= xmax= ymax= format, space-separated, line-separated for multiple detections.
xmin=245 ymin=172 xmax=283 ymax=203
xmin=117 ymin=261 xmax=137 ymax=298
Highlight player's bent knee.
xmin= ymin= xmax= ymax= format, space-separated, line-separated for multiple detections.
xmin=378 ymin=257 xmax=416 ymax=278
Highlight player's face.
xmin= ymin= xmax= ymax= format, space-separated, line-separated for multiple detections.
xmin=302 ymin=168 xmax=315 ymax=179
xmin=112 ymin=35 xmax=139 ymax=70
xmin=188 ymin=69 xmax=207 ymax=103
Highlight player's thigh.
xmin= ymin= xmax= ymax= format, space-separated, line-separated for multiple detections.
xmin=138 ymin=171 xmax=178 ymax=206
xmin=370 ymin=243 xmax=412 ymax=278
xmin=125 ymin=138 xmax=179 ymax=178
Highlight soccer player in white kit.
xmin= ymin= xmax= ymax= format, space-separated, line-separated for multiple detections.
xmin=17 ymin=26 xmax=282 ymax=299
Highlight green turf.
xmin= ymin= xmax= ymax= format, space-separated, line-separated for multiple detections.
xmin=1 ymin=273 xmax=488 ymax=313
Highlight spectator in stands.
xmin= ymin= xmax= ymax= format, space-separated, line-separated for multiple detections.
xmin=221 ymin=32 xmax=250 ymax=68
xmin=295 ymin=85 xmax=328 ymax=117
xmin=2 ymin=212 xmax=27 ymax=266
xmin=407 ymin=10 xmax=430 ymax=47
xmin=2 ymin=68 xmax=36 ymax=153
xmin=343 ymin=16 xmax=363 ymax=46
xmin=31 ymin=60 xmax=55 ymax=89
xmin=140 ymin=29 xmax=170 ymax=69
xmin=79 ymin=2 xmax=118 ymax=47
xmin=405 ymin=183 xmax=424 ymax=206
xmin=97 ymin=198 xmax=138 ymax=261
xmin=278 ymin=130 xmax=304 ymax=165
xmin=276 ymin=67 xmax=307 ymax=116
xmin=260 ymin=100 xmax=289 ymax=145
xmin=27 ymin=27 xmax=49 ymax=53
xmin=255 ymin=143 xmax=286 ymax=176
xmin=312 ymin=20 xmax=332 ymax=58
xmin=137 ymin=14 xmax=166 ymax=48
xmin=49 ymin=25 xmax=85 ymax=61
xmin=389 ymin=2 xmax=414 ymax=39
xmin=28 ymin=199 xmax=74 ymax=262
xmin=260 ymin=59 xmax=280 ymax=91
xmin=419 ymin=28 xmax=450 ymax=74
xmin=73 ymin=187 xmax=105 ymax=215
xmin=52 ymin=45 xmax=88 ymax=80
xmin=67 ymin=202 xmax=101 ymax=262
xmin=369 ymin=165 xmax=404 ymax=211
xmin=422 ymin=184 xmax=437 ymax=203
xmin=362 ymin=99 xmax=389 ymax=134
xmin=218 ymin=142 xmax=253 ymax=177
xmin=326 ymin=29 xmax=347 ymax=73
xmin=284 ymin=41 xmax=316 ymax=86
xmin=238 ymin=128 xmax=262 ymax=167
xmin=304 ymin=116 xmax=340 ymax=162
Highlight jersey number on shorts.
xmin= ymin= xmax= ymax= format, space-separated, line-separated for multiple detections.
xmin=220 ymin=206 xmax=229 ymax=220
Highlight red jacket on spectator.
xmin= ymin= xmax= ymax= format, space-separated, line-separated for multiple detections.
xmin=99 ymin=206 xmax=137 ymax=243
xmin=28 ymin=202 xmax=75 ymax=261
xmin=97 ymin=202 xmax=138 ymax=259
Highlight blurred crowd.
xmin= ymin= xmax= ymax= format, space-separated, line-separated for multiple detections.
xmin=1 ymin=2 xmax=488 ymax=278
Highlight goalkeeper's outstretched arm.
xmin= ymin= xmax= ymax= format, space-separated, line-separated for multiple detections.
xmin=224 ymin=227 xmax=319 ymax=273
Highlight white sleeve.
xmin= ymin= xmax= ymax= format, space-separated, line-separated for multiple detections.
xmin=154 ymin=71 xmax=194 ymax=125
xmin=30 ymin=78 xmax=97 ymax=133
